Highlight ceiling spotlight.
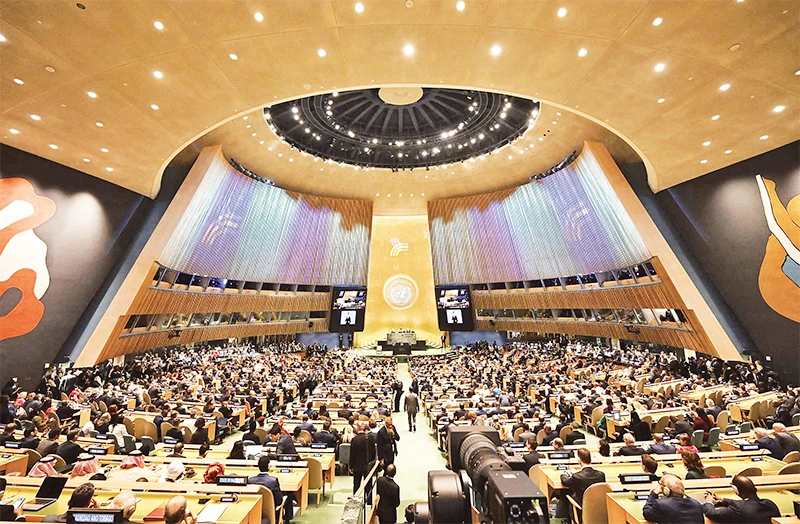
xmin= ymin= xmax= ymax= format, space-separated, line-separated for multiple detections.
xmin=654 ymin=63 xmax=666 ymax=72
xmin=83 ymin=158 xmax=90 ymax=162
xmin=153 ymin=70 xmax=163 ymax=79
xmin=760 ymin=135 xmax=769 ymax=140
xmin=106 ymin=167 xmax=114 ymax=172
xmin=95 ymin=121 xmax=103 ymax=127
xmin=0 ymin=33 xmax=5 ymax=42
xmin=557 ymin=7 xmax=567 ymax=17
xmin=49 ymin=144 xmax=58 ymax=149
xmin=703 ymin=141 xmax=711 ymax=146
xmin=711 ymin=114 xmax=720 ymax=120
xmin=490 ymin=44 xmax=502 ymax=56
xmin=13 ymin=78 xmax=24 ymax=85
xmin=44 ymin=65 xmax=56 ymax=73
xmin=354 ymin=2 xmax=364 ymax=13
xmin=9 ymin=128 xmax=19 ymax=134
xmin=719 ymin=83 xmax=730 ymax=91
xmin=773 ymin=105 xmax=786 ymax=113
xmin=229 ymin=53 xmax=238 ymax=61
xmin=700 ymin=159 xmax=708 ymax=164
xmin=87 ymin=91 xmax=97 ymax=98
xmin=317 ymin=48 xmax=326 ymax=57
xmin=153 ymin=21 xmax=164 ymax=30
xmin=657 ymin=97 xmax=665 ymax=103
xmin=724 ymin=149 xmax=732 ymax=154
xmin=729 ymin=43 xmax=741 ymax=51
xmin=456 ymin=1 xmax=465 ymax=11
xmin=652 ymin=17 xmax=663 ymax=26
xmin=403 ymin=43 xmax=415 ymax=56
xmin=30 ymin=114 xmax=41 ymax=121
xmin=578 ymin=48 xmax=588 ymax=57
xmin=254 ymin=12 xmax=264 ymax=22
xmin=151 ymin=104 xmax=159 ymax=110
xmin=100 ymin=148 xmax=109 ymax=152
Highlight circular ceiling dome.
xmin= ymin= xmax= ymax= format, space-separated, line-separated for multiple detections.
xmin=264 ymin=87 xmax=539 ymax=171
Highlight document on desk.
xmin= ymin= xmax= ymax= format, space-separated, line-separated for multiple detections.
xmin=196 ymin=503 xmax=228 ymax=523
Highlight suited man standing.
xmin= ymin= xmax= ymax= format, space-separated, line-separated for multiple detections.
xmin=702 ymin=474 xmax=779 ymax=524
xmin=643 ymin=474 xmax=704 ymax=523
xmin=249 ymin=456 xmax=293 ymax=523
xmin=376 ymin=417 xmax=400 ymax=466
xmin=349 ymin=422 xmax=374 ymax=494
xmin=376 ymin=464 xmax=401 ymax=524
xmin=560 ymin=448 xmax=606 ymax=506
xmin=403 ymin=388 xmax=419 ymax=432
xmin=392 ymin=381 xmax=404 ymax=413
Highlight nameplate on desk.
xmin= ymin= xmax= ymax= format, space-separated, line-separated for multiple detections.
xmin=88 ymin=448 xmax=108 ymax=455
xmin=66 ymin=508 xmax=123 ymax=523
xmin=633 ymin=494 xmax=650 ymax=501
xmin=310 ymin=443 xmax=326 ymax=449
xmin=507 ymin=442 xmax=525 ymax=449
xmin=4 ymin=442 xmax=20 ymax=449
xmin=278 ymin=455 xmax=300 ymax=462
xmin=725 ymin=429 xmax=740 ymax=436
xmin=1 ymin=453 xmax=11 ymax=458
xmin=313 ymin=453 xmax=322 ymax=457
xmin=750 ymin=456 xmax=763 ymax=462
xmin=740 ymin=444 xmax=759 ymax=451
xmin=163 ymin=437 xmax=177 ymax=444
xmin=216 ymin=475 xmax=248 ymax=486
xmin=280 ymin=468 xmax=291 ymax=473
xmin=556 ymin=465 xmax=568 ymax=471
xmin=548 ymin=452 xmax=573 ymax=460
xmin=95 ymin=434 xmax=109 ymax=440
xmin=619 ymin=474 xmax=655 ymax=484
xmin=203 ymin=413 xmax=214 ymax=418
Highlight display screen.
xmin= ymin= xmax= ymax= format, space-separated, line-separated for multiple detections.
xmin=435 ymin=285 xmax=474 ymax=331
xmin=619 ymin=474 xmax=653 ymax=484
xmin=329 ymin=286 xmax=367 ymax=332
xmin=216 ymin=475 xmax=248 ymax=486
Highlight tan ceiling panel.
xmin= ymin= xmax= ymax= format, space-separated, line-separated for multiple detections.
xmin=619 ymin=0 xmax=797 ymax=69
xmin=0 ymin=0 xmax=196 ymax=73
xmin=91 ymin=47 xmax=250 ymax=142
xmin=206 ymin=28 xmax=351 ymax=108
xmin=463 ymin=27 xmax=613 ymax=103
xmin=484 ymin=0 xmax=648 ymax=40
xmin=167 ymin=0 xmax=337 ymax=44
xmin=733 ymin=23 xmax=800 ymax=95
xmin=332 ymin=0 xmax=489 ymax=27
xmin=338 ymin=25 xmax=480 ymax=88
xmin=0 ymin=19 xmax=86 ymax=113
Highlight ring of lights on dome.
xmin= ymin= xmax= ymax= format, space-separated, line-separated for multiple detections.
xmin=383 ymin=275 xmax=418 ymax=310
xmin=264 ymin=88 xmax=540 ymax=171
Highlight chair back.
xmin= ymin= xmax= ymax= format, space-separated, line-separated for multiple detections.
xmin=142 ymin=392 xmax=152 ymax=406
xmin=704 ymin=465 xmax=726 ymax=478
xmin=705 ymin=427 xmax=720 ymax=448
xmin=299 ymin=430 xmax=313 ymax=445
xmin=792 ymin=413 xmax=800 ymax=426
xmin=735 ymin=466 xmax=762 ymax=477
xmin=572 ymin=439 xmax=587 ymax=446
xmin=653 ymin=416 xmax=670 ymax=434
xmin=582 ymin=482 xmax=612 ymax=524
xmin=739 ymin=422 xmax=752 ymax=433
xmin=133 ymin=418 xmax=147 ymax=440
xmin=122 ymin=434 xmax=136 ymax=454
xmin=749 ymin=403 xmax=761 ymax=426
xmin=123 ymin=417 xmax=135 ymax=436
xmin=691 ymin=429 xmax=704 ymax=449
xmin=98 ymin=401 xmax=108 ymax=413
xmin=728 ymin=405 xmax=743 ymax=423
xmin=306 ymin=457 xmax=324 ymax=490
xmin=139 ymin=436 xmax=155 ymax=456
xmin=143 ymin=420 xmax=158 ymax=441
xmin=61 ymin=393 xmax=69 ymax=402
xmin=52 ymin=454 xmax=67 ymax=471
xmin=566 ymin=494 xmax=581 ymax=524
xmin=716 ymin=411 xmax=729 ymax=431
xmin=255 ymin=428 xmax=268 ymax=443
xmin=782 ymin=451 xmax=800 ymax=463
xmin=778 ymin=463 xmax=800 ymax=475
xmin=591 ymin=406 xmax=604 ymax=425
xmin=513 ymin=427 xmax=524 ymax=442
xmin=160 ymin=423 xmax=173 ymax=441
xmin=257 ymin=484 xmax=282 ymax=524
xmin=22 ymin=448 xmax=42 ymax=473
xmin=535 ymin=429 xmax=546 ymax=445
xmin=338 ymin=443 xmax=351 ymax=469
xmin=559 ymin=426 xmax=570 ymax=442
xmin=181 ymin=426 xmax=192 ymax=443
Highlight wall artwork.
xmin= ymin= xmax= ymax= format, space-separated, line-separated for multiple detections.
xmin=756 ymin=175 xmax=800 ymax=323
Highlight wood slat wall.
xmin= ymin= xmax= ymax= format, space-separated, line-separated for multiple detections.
xmin=129 ymin=288 xmax=330 ymax=315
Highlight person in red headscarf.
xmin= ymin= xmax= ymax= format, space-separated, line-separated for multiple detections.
xmin=203 ymin=462 xmax=225 ymax=484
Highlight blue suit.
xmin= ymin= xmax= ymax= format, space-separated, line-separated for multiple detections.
xmin=642 ymin=492 xmax=704 ymax=524
xmin=249 ymin=472 xmax=286 ymax=521
xmin=755 ymin=437 xmax=784 ymax=459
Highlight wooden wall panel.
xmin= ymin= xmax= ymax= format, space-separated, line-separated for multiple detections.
xmin=130 ymin=288 xmax=330 ymax=315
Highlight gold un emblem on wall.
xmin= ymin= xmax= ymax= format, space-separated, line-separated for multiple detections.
xmin=390 ymin=238 xmax=409 ymax=256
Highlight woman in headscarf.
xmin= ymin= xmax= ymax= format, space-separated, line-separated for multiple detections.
xmin=203 ymin=462 xmax=225 ymax=484
xmin=71 ymin=453 xmax=100 ymax=478
xmin=28 ymin=456 xmax=60 ymax=478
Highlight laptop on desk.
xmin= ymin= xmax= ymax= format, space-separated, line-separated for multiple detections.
xmin=23 ymin=475 xmax=69 ymax=511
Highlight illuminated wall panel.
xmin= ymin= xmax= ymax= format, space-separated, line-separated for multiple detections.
xmin=428 ymin=146 xmax=650 ymax=284
xmin=160 ymin=155 xmax=372 ymax=285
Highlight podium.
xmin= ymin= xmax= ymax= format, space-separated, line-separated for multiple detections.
xmin=378 ymin=331 xmax=426 ymax=355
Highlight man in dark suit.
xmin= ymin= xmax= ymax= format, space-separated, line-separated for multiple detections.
xmin=269 ymin=424 xmax=297 ymax=455
xmin=42 ymin=482 xmax=97 ymax=523
xmin=646 ymin=433 xmax=677 ymax=455
xmin=752 ymin=428 xmax=784 ymax=459
xmin=560 ymin=448 xmax=606 ymax=506
xmin=522 ymin=437 xmax=543 ymax=474
xmin=152 ymin=408 xmax=169 ymax=441
xmin=376 ymin=417 xmax=400 ymax=466
xmin=242 ymin=421 xmax=262 ymax=445
xmin=643 ymin=474 xmax=704 ymax=523
xmin=37 ymin=428 xmax=61 ymax=457
xmin=563 ymin=424 xmax=584 ymax=446
xmin=350 ymin=422 xmax=372 ymax=494
xmin=19 ymin=427 xmax=41 ymax=450
xmin=392 ymin=381 xmax=403 ymax=413
xmin=338 ymin=403 xmax=354 ymax=420
xmin=702 ymin=474 xmax=780 ymax=523
xmin=376 ymin=464 xmax=401 ymax=524
xmin=771 ymin=423 xmax=800 ymax=454
xmin=249 ymin=455 xmax=293 ymax=523
xmin=56 ymin=429 xmax=86 ymax=465
xmin=403 ymin=388 xmax=419 ymax=432
xmin=541 ymin=425 xmax=559 ymax=447
xmin=615 ymin=433 xmax=646 ymax=456
xmin=312 ymin=420 xmax=338 ymax=448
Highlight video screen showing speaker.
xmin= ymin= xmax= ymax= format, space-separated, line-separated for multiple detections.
xmin=329 ymin=286 xmax=367 ymax=332
xmin=435 ymin=285 xmax=474 ymax=331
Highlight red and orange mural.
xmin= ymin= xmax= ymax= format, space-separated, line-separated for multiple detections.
xmin=0 ymin=178 xmax=56 ymax=341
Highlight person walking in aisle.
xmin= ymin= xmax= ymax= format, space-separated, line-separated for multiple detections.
xmin=404 ymin=387 xmax=419 ymax=432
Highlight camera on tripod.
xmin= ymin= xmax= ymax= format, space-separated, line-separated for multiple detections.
xmin=411 ymin=426 xmax=549 ymax=524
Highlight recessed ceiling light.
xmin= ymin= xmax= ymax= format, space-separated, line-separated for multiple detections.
xmin=760 ymin=135 xmax=769 ymax=140
xmin=254 ymin=12 xmax=264 ymax=22
xmin=153 ymin=21 xmax=164 ymax=30
xmin=151 ymin=104 xmax=159 ymax=110
xmin=654 ymin=63 xmax=666 ymax=72
xmin=317 ymin=48 xmax=327 ymax=57
xmin=773 ymin=105 xmax=786 ymax=113
xmin=724 ymin=149 xmax=732 ymax=154
xmin=490 ymin=44 xmax=502 ymax=56
xmin=403 ymin=43 xmax=415 ymax=56
xmin=652 ymin=17 xmax=663 ymax=26
xmin=83 ymin=158 xmax=90 ymax=162
xmin=95 ymin=122 xmax=103 ymax=127
xmin=657 ymin=97 xmax=665 ymax=103
xmin=106 ymin=167 xmax=114 ymax=172
xmin=700 ymin=159 xmax=708 ymax=164
xmin=703 ymin=141 xmax=711 ymax=146
xmin=354 ymin=2 xmax=364 ymax=13
xmin=795 ymin=69 xmax=800 ymax=75
xmin=719 ymin=83 xmax=730 ymax=91
xmin=13 ymin=78 xmax=24 ymax=85
xmin=44 ymin=65 xmax=56 ymax=73
xmin=153 ymin=71 xmax=163 ymax=79
xmin=557 ymin=7 xmax=567 ymax=17
xmin=729 ymin=43 xmax=741 ymax=51
xmin=49 ymin=144 xmax=58 ymax=149
xmin=578 ymin=48 xmax=588 ymax=57
xmin=100 ymin=147 xmax=109 ymax=152
xmin=711 ymin=114 xmax=720 ymax=120
xmin=9 ymin=128 xmax=19 ymax=134
xmin=30 ymin=114 xmax=41 ymax=121
xmin=87 ymin=91 xmax=97 ymax=98
xmin=229 ymin=53 xmax=238 ymax=61
xmin=0 ymin=34 xmax=5 ymax=42
xmin=456 ymin=1 xmax=465 ymax=11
